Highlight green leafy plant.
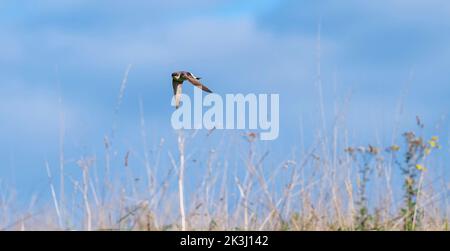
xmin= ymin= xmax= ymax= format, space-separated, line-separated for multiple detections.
xmin=345 ymin=145 xmax=380 ymax=230
xmin=388 ymin=132 xmax=440 ymax=231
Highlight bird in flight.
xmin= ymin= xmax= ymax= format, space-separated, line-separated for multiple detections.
xmin=171 ymin=71 xmax=213 ymax=109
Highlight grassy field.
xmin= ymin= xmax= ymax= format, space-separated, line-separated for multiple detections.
xmin=0 ymin=120 xmax=448 ymax=231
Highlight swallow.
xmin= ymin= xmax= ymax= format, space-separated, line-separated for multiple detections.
xmin=171 ymin=71 xmax=213 ymax=108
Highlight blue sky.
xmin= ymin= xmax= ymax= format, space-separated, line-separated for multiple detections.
xmin=0 ymin=1 xmax=449 ymax=201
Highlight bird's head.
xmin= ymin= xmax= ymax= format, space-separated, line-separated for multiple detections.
xmin=172 ymin=72 xmax=181 ymax=80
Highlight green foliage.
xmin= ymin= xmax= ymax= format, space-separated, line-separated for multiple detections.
xmin=389 ymin=130 xmax=440 ymax=231
xmin=345 ymin=126 xmax=441 ymax=231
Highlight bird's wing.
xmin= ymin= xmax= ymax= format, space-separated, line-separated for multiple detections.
xmin=172 ymin=80 xmax=183 ymax=109
xmin=186 ymin=74 xmax=213 ymax=93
